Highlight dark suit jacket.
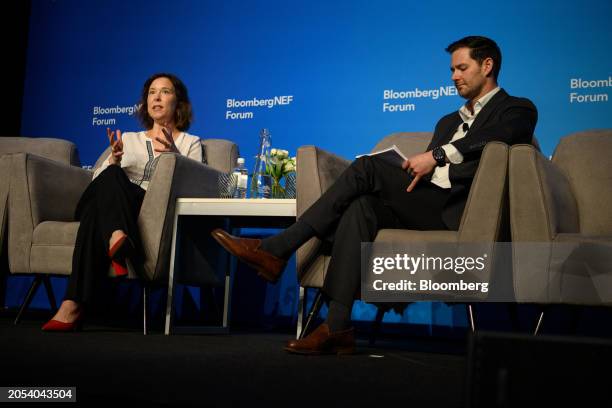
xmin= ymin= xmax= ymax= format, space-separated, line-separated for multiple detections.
xmin=425 ymin=88 xmax=538 ymax=230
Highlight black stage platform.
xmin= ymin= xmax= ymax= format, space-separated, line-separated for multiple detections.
xmin=3 ymin=313 xmax=611 ymax=407
xmin=0 ymin=317 xmax=466 ymax=406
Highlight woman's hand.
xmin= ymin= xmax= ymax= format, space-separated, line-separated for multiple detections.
xmin=154 ymin=127 xmax=179 ymax=153
xmin=107 ymin=128 xmax=124 ymax=165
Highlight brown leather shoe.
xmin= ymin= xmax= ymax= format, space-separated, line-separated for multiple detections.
xmin=211 ymin=228 xmax=287 ymax=283
xmin=285 ymin=323 xmax=355 ymax=355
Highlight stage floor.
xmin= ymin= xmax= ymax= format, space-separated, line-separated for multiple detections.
xmin=0 ymin=316 xmax=466 ymax=406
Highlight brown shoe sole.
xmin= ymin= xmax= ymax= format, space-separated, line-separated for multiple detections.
xmin=212 ymin=231 xmax=282 ymax=283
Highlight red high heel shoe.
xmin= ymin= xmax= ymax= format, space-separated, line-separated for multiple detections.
xmin=41 ymin=314 xmax=83 ymax=332
xmin=108 ymin=234 xmax=134 ymax=277
xmin=111 ymin=259 xmax=128 ymax=277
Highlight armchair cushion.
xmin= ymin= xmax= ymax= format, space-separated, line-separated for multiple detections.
xmin=30 ymin=221 xmax=79 ymax=275
xmin=374 ymin=229 xmax=458 ymax=243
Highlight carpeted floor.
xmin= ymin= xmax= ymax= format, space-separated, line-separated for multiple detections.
xmin=0 ymin=317 xmax=467 ymax=407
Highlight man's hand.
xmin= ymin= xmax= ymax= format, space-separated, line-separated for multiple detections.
xmin=107 ymin=128 xmax=124 ymax=165
xmin=154 ymin=127 xmax=179 ymax=153
xmin=401 ymin=151 xmax=437 ymax=192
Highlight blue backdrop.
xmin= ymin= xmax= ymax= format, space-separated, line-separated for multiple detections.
xmin=14 ymin=0 xmax=612 ymax=327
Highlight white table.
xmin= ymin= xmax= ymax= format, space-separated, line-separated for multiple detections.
xmin=164 ymin=198 xmax=296 ymax=335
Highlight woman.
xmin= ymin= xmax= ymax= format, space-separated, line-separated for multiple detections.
xmin=42 ymin=73 xmax=202 ymax=331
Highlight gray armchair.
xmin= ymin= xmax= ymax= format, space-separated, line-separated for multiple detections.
xmin=509 ymin=129 xmax=612 ymax=333
xmin=295 ymin=132 xmax=512 ymax=337
xmin=5 ymin=137 xmax=238 ymax=332
xmin=0 ymin=137 xmax=81 ymax=316
xmin=1 ymin=137 xmax=80 ymax=250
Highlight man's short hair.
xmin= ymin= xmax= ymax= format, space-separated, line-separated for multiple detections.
xmin=446 ymin=36 xmax=502 ymax=80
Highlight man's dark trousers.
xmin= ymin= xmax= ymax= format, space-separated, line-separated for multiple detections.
xmin=299 ymin=155 xmax=451 ymax=307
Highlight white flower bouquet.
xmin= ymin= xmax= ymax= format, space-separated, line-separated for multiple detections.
xmin=265 ymin=148 xmax=296 ymax=198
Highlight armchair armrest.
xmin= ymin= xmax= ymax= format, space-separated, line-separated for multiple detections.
xmin=295 ymin=146 xmax=350 ymax=282
xmin=509 ymin=144 xmax=579 ymax=242
xmin=296 ymin=146 xmax=350 ymax=218
xmin=138 ymin=153 xmax=225 ymax=281
xmin=458 ymin=141 xmax=510 ymax=242
xmin=0 ymin=137 xmax=80 ymax=166
xmin=8 ymin=152 xmax=91 ymax=273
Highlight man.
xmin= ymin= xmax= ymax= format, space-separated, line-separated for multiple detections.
xmin=212 ymin=36 xmax=537 ymax=354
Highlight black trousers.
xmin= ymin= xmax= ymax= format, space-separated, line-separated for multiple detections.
xmin=300 ymin=156 xmax=453 ymax=307
xmin=65 ymin=165 xmax=145 ymax=304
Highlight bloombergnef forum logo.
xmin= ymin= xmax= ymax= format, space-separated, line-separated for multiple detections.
xmin=225 ymin=95 xmax=294 ymax=120
xmin=569 ymin=76 xmax=611 ymax=103
xmin=381 ymin=85 xmax=458 ymax=113
xmin=91 ymin=104 xmax=140 ymax=126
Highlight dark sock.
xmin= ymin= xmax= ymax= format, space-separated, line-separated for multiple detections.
xmin=326 ymin=300 xmax=352 ymax=332
xmin=259 ymin=220 xmax=315 ymax=259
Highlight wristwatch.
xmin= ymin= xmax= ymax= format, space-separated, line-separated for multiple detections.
xmin=432 ymin=146 xmax=447 ymax=167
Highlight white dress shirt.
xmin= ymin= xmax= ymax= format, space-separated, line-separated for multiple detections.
xmin=430 ymin=87 xmax=501 ymax=189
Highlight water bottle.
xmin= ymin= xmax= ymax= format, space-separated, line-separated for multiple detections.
xmin=232 ymin=157 xmax=248 ymax=199
xmin=250 ymin=128 xmax=272 ymax=199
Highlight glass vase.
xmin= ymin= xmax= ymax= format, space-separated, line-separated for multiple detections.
xmin=271 ymin=177 xmax=286 ymax=199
